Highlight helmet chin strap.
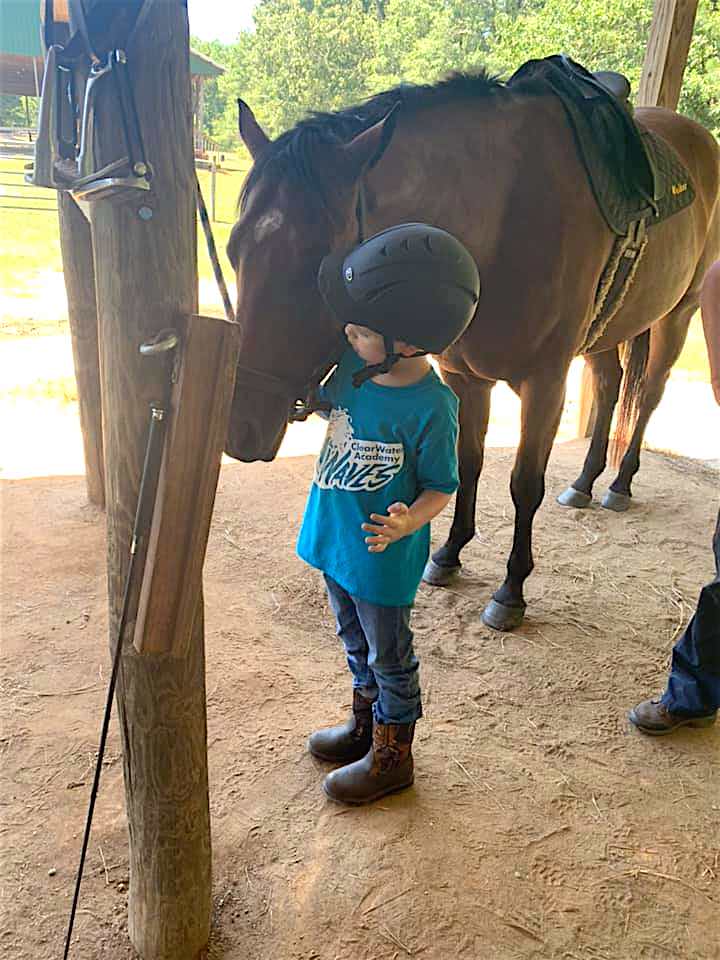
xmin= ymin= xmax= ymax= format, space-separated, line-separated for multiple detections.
xmin=352 ymin=335 xmax=425 ymax=387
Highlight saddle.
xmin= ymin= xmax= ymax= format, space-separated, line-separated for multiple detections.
xmin=508 ymin=55 xmax=696 ymax=352
xmin=508 ymin=55 xmax=695 ymax=236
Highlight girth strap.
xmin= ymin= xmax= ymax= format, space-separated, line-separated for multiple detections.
xmin=582 ymin=220 xmax=648 ymax=354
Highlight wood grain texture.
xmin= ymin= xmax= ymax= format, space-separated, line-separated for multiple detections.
xmin=88 ymin=1 xmax=211 ymax=956
xmin=638 ymin=0 xmax=699 ymax=109
xmin=57 ymin=60 xmax=105 ymax=507
xmin=576 ymin=361 xmax=597 ymax=438
xmin=133 ymin=313 xmax=240 ymax=656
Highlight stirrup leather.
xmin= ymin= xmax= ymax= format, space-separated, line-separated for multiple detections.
xmin=25 ymin=0 xmax=152 ymax=202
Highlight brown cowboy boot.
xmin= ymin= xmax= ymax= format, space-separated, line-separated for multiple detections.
xmin=307 ymin=690 xmax=375 ymax=763
xmin=322 ymin=721 xmax=415 ymax=804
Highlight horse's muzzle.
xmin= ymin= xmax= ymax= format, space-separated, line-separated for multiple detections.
xmin=225 ymin=414 xmax=287 ymax=463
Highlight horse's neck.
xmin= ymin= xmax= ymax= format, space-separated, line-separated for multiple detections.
xmin=364 ymin=94 xmax=574 ymax=264
xmin=365 ymin=96 xmax=534 ymax=234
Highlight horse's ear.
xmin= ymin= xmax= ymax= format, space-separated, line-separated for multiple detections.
xmin=238 ymin=99 xmax=270 ymax=159
xmin=339 ymin=102 xmax=400 ymax=181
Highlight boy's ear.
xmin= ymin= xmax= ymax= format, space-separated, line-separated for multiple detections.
xmin=395 ymin=341 xmax=423 ymax=357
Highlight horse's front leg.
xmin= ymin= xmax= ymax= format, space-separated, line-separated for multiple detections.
xmin=423 ymin=374 xmax=494 ymax=586
xmin=482 ymin=365 xmax=568 ymax=631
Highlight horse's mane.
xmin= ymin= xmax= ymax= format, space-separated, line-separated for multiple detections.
xmin=238 ymin=69 xmax=504 ymax=212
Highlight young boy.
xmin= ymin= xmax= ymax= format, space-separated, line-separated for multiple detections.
xmin=297 ymin=222 xmax=480 ymax=804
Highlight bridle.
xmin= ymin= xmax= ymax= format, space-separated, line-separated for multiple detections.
xmin=233 ymin=351 xmax=342 ymax=422
xmin=228 ymin=182 xmax=369 ymax=422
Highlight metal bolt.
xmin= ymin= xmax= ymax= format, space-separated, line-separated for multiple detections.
xmin=115 ymin=49 xmax=127 ymax=64
xmin=133 ymin=162 xmax=147 ymax=177
xmin=344 ymin=267 xmax=353 ymax=282
xmin=138 ymin=206 xmax=153 ymax=221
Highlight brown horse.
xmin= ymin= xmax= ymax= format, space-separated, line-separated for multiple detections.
xmin=226 ymin=69 xmax=720 ymax=631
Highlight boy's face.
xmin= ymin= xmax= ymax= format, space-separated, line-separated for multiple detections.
xmin=344 ymin=324 xmax=388 ymax=364
xmin=344 ymin=323 xmax=419 ymax=364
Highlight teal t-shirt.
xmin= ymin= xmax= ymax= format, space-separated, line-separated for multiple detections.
xmin=297 ymin=350 xmax=459 ymax=606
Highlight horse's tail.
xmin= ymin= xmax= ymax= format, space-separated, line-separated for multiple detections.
xmin=612 ymin=329 xmax=650 ymax=466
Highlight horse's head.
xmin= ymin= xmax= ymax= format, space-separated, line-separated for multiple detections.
xmin=226 ymin=100 xmax=398 ymax=462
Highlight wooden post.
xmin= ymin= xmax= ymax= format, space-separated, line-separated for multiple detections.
xmin=58 ymin=194 xmax=105 ymax=506
xmin=637 ymin=0 xmax=699 ymax=109
xmin=576 ymin=360 xmax=596 ymax=438
xmin=210 ymin=158 xmax=216 ymax=222
xmin=133 ymin=314 xmax=240 ymax=657
xmin=89 ymin=2 xmax=211 ymax=957
xmin=57 ymin=57 xmax=105 ymax=507
xmin=196 ymin=76 xmax=205 ymax=154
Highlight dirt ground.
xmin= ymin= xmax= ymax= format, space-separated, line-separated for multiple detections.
xmin=2 ymin=439 xmax=719 ymax=960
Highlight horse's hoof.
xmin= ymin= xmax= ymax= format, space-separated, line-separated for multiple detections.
xmin=601 ymin=490 xmax=631 ymax=512
xmin=556 ymin=486 xmax=592 ymax=508
xmin=481 ymin=599 xmax=526 ymax=632
xmin=422 ymin=559 xmax=460 ymax=586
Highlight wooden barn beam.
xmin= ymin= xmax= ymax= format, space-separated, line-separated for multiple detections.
xmin=58 ymin=191 xmax=105 ymax=507
xmin=576 ymin=361 xmax=596 ymax=439
xmin=89 ymin=1 xmax=211 ymax=957
xmin=637 ymin=0 xmax=699 ymax=109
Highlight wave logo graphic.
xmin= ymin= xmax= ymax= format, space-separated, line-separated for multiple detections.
xmin=314 ymin=408 xmax=404 ymax=492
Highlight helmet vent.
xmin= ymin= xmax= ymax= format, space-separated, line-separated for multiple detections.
xmin=366 ymin=281 xmax=401 ymax=303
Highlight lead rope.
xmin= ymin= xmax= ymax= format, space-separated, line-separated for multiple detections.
xmin=196 ymin=178 xmax=236 ymax=323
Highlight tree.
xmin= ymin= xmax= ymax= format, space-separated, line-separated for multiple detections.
xmin=191 ymin=0 xmax=720 ymax=146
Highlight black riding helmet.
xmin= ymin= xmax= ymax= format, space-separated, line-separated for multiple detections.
xmin=318 ymin=223 xmax=481 ymax=385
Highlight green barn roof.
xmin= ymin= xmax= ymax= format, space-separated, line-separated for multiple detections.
xmin=0 ymin=1 xmax=224 ymax=76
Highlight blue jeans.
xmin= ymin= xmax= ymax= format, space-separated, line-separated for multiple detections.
xmin=661 ymin=507 xmax=720 ymax=716
xmin=324 ymin=575 xmax=422 ymax=725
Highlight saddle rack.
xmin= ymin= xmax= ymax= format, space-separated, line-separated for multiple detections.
xmin=25 ymin=0 xmax=152 ymax=203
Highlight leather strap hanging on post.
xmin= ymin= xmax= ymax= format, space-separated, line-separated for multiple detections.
xmin=26 ymin=0 xmax=152 ymax=199
xmin=196 ymin=178 xmax=235 ymax=323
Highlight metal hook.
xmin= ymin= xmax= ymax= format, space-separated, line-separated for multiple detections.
xmin=139 ymin=329 xmax=179 ymax=356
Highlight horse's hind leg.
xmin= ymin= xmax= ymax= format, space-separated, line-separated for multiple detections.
xmin=603 ymin=301 xmax=695 ymax=511
xmin=483 ymin=363 xmax=568 ymax=631
xmin=423 ymin=374 xmax=493 ymax=586
xmin=557 ymin=348 xmax=623 ymax=508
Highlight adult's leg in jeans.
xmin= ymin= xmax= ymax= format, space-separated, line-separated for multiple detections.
xmin=324 ymin=575 xmax=378 ymax=700
xmin=661 ymin=506 xmax=720 ymax=716
xmin=353 ymin=599 xmax=422 ymax=725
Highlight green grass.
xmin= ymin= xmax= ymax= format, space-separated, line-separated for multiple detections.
xmin=0 ymin=155 xmax=250 ymax=335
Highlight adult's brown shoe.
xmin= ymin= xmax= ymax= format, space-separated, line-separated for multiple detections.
xmin=322 ymin=721 xmax=415 ymax=804
xmin=629 ymin=698 xmax=717 ymax=736
xmin=307 ymin=690 xmax=375 ymax=763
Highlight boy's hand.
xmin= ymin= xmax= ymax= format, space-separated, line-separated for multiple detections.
xmin=361 ymin=502 xmax=412 ymax=553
